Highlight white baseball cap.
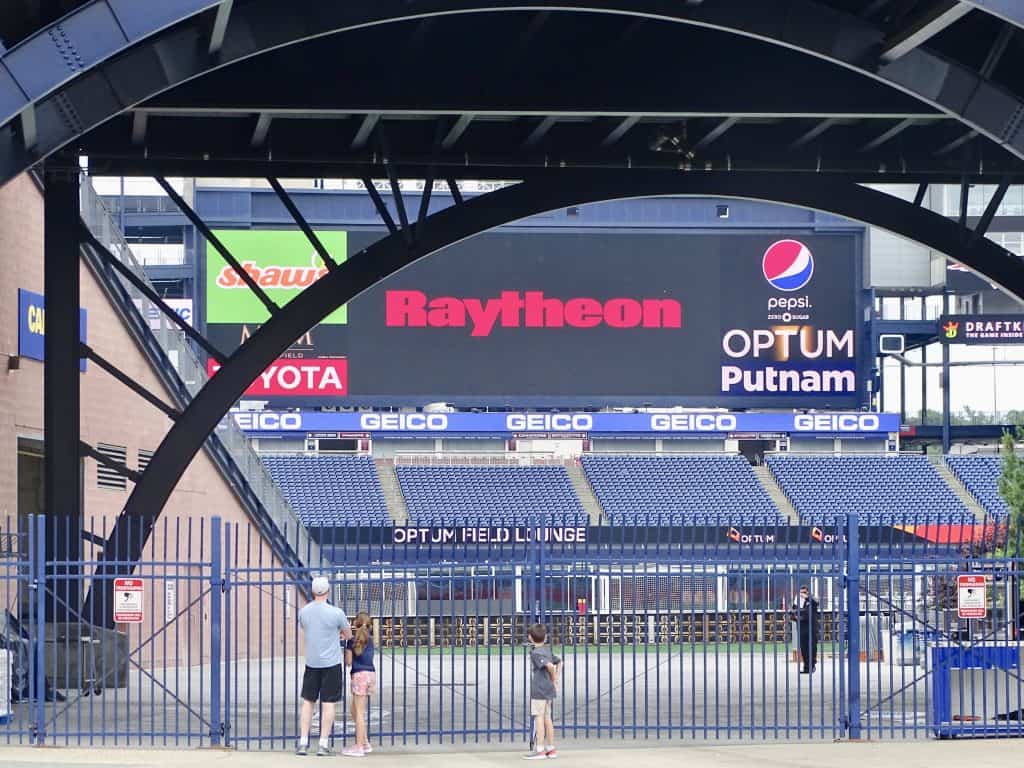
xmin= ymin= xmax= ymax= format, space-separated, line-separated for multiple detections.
xmin=311 ymin=576 xmax=331 ymax=596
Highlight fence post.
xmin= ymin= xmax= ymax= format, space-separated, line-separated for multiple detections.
xmin=210 ymin=516 xmax=223 ymax=747
xmin=32 ymin=515 xmax=47 ymax=745
xmin=223 ymin=522 xmax=232 ymax=748
xmin=845 ymin=512 xmax=861 ymax=740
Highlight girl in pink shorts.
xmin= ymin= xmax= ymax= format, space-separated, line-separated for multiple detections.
xmin=343 ymin=612 xmax=377 ymax=757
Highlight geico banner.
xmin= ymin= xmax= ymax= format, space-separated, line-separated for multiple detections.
xmin=206 ymin=230 xmax=863 ymax=406
xmin=236 ymin=410 xmax=899 ymax=435
xmin=133 ymin=298 xmax=193 ymax=330
xmin=209 ymin=358 xmax=348 ymax=397
xmin=17 ymin=288 xmax=88 ymax=371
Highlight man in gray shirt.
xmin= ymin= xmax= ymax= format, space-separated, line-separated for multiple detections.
xmin=297 ymin=576 xmax=351 ymax=756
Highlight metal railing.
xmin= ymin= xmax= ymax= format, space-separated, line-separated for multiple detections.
xmin=9 ymin=514 xmax=1021 ymax=747
xmin=78 ymin=178 xmax=321 ymax=569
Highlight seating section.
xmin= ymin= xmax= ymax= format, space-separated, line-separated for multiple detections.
xmin=261 ymin=456 xmax=390 ymax=527
xmin=581 ymin=455 xmax=783 ymax=526
xmin=945 ymin=456 xmax=1010 ymax=520
xmin=396 ymin=465 xmax=588 ymax=525
xmin=766 ymin=455 xmax=973 ymax=527
xmin=259 ymin=451 xmax=994 ymax=529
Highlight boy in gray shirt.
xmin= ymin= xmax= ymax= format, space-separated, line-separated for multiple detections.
xmin=296 ymin=576 xmax=351 ymax=756
xmin=524 ymin=623 xmax=561 ymax=760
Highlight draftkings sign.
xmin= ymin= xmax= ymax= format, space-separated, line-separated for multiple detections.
xmin=940 ymin=314 xmax=1024 ymax=344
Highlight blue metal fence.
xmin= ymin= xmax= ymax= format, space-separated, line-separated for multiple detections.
xmin=0 ymin=515 xmax=1020 ymax=747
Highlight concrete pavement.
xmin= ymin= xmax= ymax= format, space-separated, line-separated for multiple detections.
xmin=2 ymin=740 xmax=1024 ymax=768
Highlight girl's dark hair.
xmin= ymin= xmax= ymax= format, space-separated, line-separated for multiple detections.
xmin=528 ymin=623 xmax=547 ymax=643
xmin=353 ymin=611 xmax=372 ymax=656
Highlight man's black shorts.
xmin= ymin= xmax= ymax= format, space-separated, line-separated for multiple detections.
xmin=301 ymin=664 xmax=343 ymax=703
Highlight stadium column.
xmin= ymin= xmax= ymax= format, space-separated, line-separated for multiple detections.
xmin=920 ymin=343 xmax=928 ymax=426
xmin=941 ymin=314 xmax=952 ymax=452
xmin=43 ymin=159 xmax=82 ymax=621
xmin=898 ymin=299 xmax=907 ymax=423
xmin=940 ymin=343 xmax=951 ymax=451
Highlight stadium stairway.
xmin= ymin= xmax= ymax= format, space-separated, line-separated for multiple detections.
xmin=752 ymin=465 xmax=800 ymax=524
xmin=935 ymin=462 xmax=987 ymax=521
xmin=567 ymin=461 xmax=606 ymax=524
xmin=376 ymin=459 xmax=410 ymax=523
xmin=80 ymin=180 xmax=319 ymax=569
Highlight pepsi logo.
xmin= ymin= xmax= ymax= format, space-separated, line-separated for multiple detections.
xmin=763 ymin=240 xmax=814 ymax=292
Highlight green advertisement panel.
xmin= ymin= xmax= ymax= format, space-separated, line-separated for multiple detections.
xmin=205 ymin=229 xmax=348 ymax=323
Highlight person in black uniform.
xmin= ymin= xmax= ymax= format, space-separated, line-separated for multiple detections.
xmin=790 ymin=585 xmax=820 ymax=674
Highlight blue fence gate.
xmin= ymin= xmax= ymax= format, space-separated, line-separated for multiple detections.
xmin=0 ymin=515 xmax=1020 ymax=747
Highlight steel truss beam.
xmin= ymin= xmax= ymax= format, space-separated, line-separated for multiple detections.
xmin=80 ymin=168 xmax=1024 ymax=625
xmin=82 ymin=226 xmax=228 ymax=362
xmin=880 ymin=1 xmax=973 ymax=62
xmin=442 ymin=114 xmax=475 ymax=149
xmin=961 ymin=0 xmax=1024 ymax=29
xmin=2 ymin=0 xmax=1024 ymax=188
xmin=81 ymin=343 xmax=182 ymax=420
xmin=267 ymin=178 xmax=339 ymax=271
xmin=130 ymin=108 xmax=948 ymax=120
xmin=208 ymin=0 xmax=235 ymax=57
xmin=361 ymin=178 xmax=399 ymax=235
xmin=972 ymin=176 xmax=1010 ymax=240
xmin=156 ymin=176 xmax=279 ymax=316
xmin=79 ymin=441 xmax=142 ymax=484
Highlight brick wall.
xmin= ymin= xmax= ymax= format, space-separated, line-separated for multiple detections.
xmin=0 ymin=175 xmax=295 ymax=666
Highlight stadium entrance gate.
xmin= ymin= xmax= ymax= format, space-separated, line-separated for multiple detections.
xmin=0 ymin=516 xmax=1020 ymax=748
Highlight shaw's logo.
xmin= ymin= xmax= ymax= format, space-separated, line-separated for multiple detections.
xmin=943 ymin=320 xmax=960 ymax=339
xmin=216 ymin=253 xmax=330 ymax=289
xmin=763 ymin=240 xmax=814 ymax=292
xmin=385 ymin=290 xmax=682 ymax=337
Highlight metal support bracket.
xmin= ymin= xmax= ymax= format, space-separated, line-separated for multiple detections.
xmin=268 ymin=178 xmax=339 ymax=270
xmin=79 ymin=441 xmax=143 ymax=484
xmin=81 ymin=225 xmax=228 ymax=362
xmin=155 ymin=177 xmax=279 ymax=315
xmin=362 ymin=177 xmax=399 ymax=235
xmin=80 ymin=343 xmax=181 ymax=419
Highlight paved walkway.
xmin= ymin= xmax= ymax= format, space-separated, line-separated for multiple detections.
xmin=2 ymin=740 xmax=1023 ymax=767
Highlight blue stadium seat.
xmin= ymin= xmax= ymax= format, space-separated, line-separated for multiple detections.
xmin=261 ymin=456 xmax=391 ymax=527
xmin=765 ymin=455 xmax=975 ymax=527
xmin=580 ymin=455 xmax=785 ymax=526
xmin=396 ymin=465 xmax=588 ymax=526
xmin=944 ymin=456 xmax=1010 ymax=520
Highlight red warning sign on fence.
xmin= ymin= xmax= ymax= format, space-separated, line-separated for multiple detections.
xmin=957 ymin=574 xmax=987 ymax=620
xmin=113 ymin=578 xmax=144 ymax=624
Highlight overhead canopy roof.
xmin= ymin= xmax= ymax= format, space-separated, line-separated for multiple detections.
xmin=1 ymin=0 xmax=1023 ymax=183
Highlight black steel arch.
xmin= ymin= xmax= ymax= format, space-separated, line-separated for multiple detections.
xmin=79 ymin=168 xmax=1024 ymax=624
xmin=2 ymin=0 xmax=1024 ymax=187
xmin=962 ymin=0 xmax=1024 ymax=29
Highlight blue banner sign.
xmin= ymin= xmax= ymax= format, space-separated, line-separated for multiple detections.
xmin=233 ymin=409 xmax=899 ymax=436
xmin=17 ymin=289 xmax=87 ymax=371
xmin=392 ymin=526 xmax=589 ymax=545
